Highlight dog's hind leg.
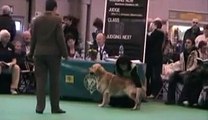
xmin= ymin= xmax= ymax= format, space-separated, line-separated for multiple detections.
xmin=98 ymin=91 xmax=110 ymax=107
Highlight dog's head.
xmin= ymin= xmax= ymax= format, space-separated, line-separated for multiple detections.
xmin=89 ymin=63 xmax=106 ymax=75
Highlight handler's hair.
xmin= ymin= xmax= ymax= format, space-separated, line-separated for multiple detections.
xmin=116 ymin=56 xmax=132 ymax=76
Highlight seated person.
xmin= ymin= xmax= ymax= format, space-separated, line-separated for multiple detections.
xmin=195 ymin=24 xmax=208 ymax=48
xmin=65 ymin=33 xmax=81 ymax=59
xmin=180 ymin=59 xmax=208 ymax=107
xmin=178 ymin=41 xmax=208 ymax=107
xmin=62 ymin=15 xmax=79 ymax=47
xmin=93 ymin=33 xmax=111 ymax=61
xmin=0 ymin=29 xmax=20 ymax=94
xmin=109 ymin=56 xmax=146 ymax=107
xmin=21 ymin=31 xmax=31 ymax=55
xmin=165 ymin=38 xmax=198 ymax=105
xmin=197 ymin=41 xmax=208 ymax=60
xmin=92 ymin=18 xmax=103 ymax=47
xmin=13 ymin=40 xmax=27 ymax=70
xmin=198 ymin=79 xmax=208 ymax=109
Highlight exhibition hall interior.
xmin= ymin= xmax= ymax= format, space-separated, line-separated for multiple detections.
xmin=0 ymin=0 xmax=207 ymax=120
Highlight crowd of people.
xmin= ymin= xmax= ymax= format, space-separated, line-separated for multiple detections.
xmin=144 ymin=17 xmax=208 ymax=109
xmin=0 ymin=0 xmax=208 ymax=115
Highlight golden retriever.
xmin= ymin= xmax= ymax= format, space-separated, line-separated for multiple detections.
xmin=89 ymin=63 xmax=144 ymax=110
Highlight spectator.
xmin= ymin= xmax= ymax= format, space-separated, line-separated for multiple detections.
xmin=28 ymin=0 xmax=68 ymax=114
xmin=182 ymin=18 xmax=201 ymax=50
xmin=22 ymin=31 xmax=31 ymax=55
xmin=180 ymin=60 xmax=208 ymax=107
xmin=93 ymin=33 xmax=111 ymax=61
xmin=0 ymin=29 xmax=20 ymax=94
xmin=0 ymin=5 xmax=16 ymax=41
xmin=92 ymin=18 xmax=103 ymax=46
xmin=197 ymin=41 xmax=208 ymax=60
xmin=62 ymin=15 xmax=79 ymax=46
xmin=13 ymin=40 xmax=27 ymax=70
xmin=165 ymin=38 xmax=198 ymax=105
xmin=195 ymin=24 xmax=208 ymax=48
xmin=176 ymin=41 xmax=208 ymax=106
xmin=65 ymin=33 xmax=81 ymax=59
xmin=162 ymin=32 xmax=174 ymax=63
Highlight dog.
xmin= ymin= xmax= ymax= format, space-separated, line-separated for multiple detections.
xmin=89 ymin=63 xmax=144 ymax=110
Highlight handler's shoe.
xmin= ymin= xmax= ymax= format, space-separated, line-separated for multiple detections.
xmin=51 ymin=109 xmax=66 ymax=114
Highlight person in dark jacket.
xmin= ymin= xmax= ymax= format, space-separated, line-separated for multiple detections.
xmin=92 ymin=18 xmax=103 ymax=46
xmin=62 ymin=15 xmax=79 ymax=46
xmin=165 ymin=38 xmax=198 ymax=105
xmin=182 ymin=18 xmax=201 ymax=50
xmin=0 ymin=29 xmax=20 ymax=94
xmin=145 ymin=20 xmax=164 ymax=98
xmin=13 ymin=40 xmax=27 ymax=70
xmin=0 ymin=5 xmax=16 ymax=41
xmin=109 ymin=56 xmax=146 ymax=107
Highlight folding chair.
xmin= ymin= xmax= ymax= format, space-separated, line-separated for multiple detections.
xmin=155 ymin=75 xmax=182 ymax=101
xmin=155 ymin=76 xmax=169 ymax=100
xmin=18 ymin=60 xmax=36 ymax=94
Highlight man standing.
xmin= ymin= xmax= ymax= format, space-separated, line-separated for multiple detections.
xmin=182 ymin=18 xmax=201 ymax=50
xmin=145 ymin=20 xmax=164 ymax=98
xmin=0 ymin=5 xmax=16 ymax=41
xmin=29 ymin=0 xmax=68 ymax=114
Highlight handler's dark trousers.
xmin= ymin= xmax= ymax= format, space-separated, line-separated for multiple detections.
xmin=34 ymin=55 xmax=61 ymax=111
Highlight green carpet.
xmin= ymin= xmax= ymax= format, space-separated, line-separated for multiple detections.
xmin=0 ymin=95 xmax=207 ymax=120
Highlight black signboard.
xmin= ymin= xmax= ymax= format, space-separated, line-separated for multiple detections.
xmin=104 ymin=0 xmax=148 ymax=61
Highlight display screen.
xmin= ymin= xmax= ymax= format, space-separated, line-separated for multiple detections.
xmin=15 ymin=20 xmax=22 ymax=31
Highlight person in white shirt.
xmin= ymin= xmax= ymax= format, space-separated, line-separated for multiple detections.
xmin=195 ymin=24 xmax=208 ymax=48
xmin=22 ymin=31 xmax=31 ymax=55
xmin=197 ymin=41 xmax=208 ymax=60
xmin=95 ymin=33 xmax=109 ymax=61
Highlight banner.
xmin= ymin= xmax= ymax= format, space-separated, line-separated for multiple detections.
xmin=104 ymin=0 xmax=148 ymax=61
xmin=59 ymin=60 xmax=146 ymax=101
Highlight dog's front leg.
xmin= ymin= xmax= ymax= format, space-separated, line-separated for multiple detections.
xmin=98 ymin=91 xmax=109 ymax=107
xmin=133 ymin=88 xmax=142 ymax=110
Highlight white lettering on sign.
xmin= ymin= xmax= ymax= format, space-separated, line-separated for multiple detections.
xmin=108 ymin=18 xmax=120 ymax=22
xmin=122 ymin=35 xmax=132 ymax=40
xmin=107 ymin=34 xmax=121 ymax=39
xmin=125 ymin=0 xmax=134 ymax=2
xmin=109 ymin=0 xmax=125 ymax=2
xmin=109 ymin=8 xmax=120 ymax=12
